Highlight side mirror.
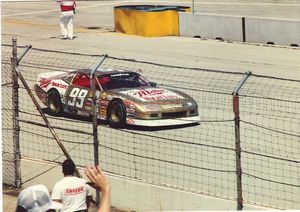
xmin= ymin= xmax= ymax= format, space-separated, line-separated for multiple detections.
xmin=149 ymin=82 xmax=157 ymax=87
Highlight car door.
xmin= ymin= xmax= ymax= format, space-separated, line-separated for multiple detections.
xmin=64 ymin=73 xmax=94 ymax=114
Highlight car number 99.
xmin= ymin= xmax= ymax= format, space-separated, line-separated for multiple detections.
xmin=68 ymin=87 xmax=88 ymax=108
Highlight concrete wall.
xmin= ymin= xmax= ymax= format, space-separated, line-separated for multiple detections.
xmin=246 ymin=17 xmax=300 ymax=46
xmin=21 ymin=159 xmax=268 ymax=211
xmin=179 ymin=12 xmax=300 ymax=46
xmin=179 ymin=13 xmax=244 ymax=42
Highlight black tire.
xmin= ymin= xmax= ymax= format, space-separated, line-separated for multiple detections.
xmin=107 ymin=99 xmax=126 ymax=128
xmin=47 ymin=89 xmax=63 ymax=115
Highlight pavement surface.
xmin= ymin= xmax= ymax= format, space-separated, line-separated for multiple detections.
xmin=2 ymin=0 xmax=300 ymax=211
xmin=2 ymin=1 xmax=300 ymax=80
xmin=2 ymin=0 xmax=300 ymax=79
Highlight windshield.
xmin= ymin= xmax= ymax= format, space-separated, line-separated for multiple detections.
xmin=97 ymin=72 xmax=151 ymax=90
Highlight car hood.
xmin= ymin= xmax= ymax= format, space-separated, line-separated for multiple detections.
xmin=118 ymin=87 xmax=186 ymax=103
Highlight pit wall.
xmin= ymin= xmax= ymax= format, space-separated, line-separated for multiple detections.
xmin=179 ymin=13 xmax=300 ymax=46
xmin=21 ymin=159 xmax=268 ymax=211
xmin=179 ymin=13 xmax=244 ymax=42
xmin=245 ymin=17 xmax=300 ymax=46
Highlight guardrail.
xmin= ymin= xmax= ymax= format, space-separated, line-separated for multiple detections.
xmin=179 ymin=12 xmax=300 ymax=46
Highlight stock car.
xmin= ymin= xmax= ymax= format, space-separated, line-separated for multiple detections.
xmin=34 ymin=68 xmax=199 ymax=128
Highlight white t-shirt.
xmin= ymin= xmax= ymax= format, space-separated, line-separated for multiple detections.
xmin=51 ymin=176 xmax=92 ymax=212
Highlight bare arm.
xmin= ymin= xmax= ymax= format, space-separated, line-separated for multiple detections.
xmin=85 ymin=166 xmax=111 ymax=212
xmin=98 ymin=186 xmax=110 ymax=212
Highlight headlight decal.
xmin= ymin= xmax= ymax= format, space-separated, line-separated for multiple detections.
xmin=144 ymin=104 xmax=161 ymax=111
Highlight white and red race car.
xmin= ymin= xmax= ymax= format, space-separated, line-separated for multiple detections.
xmin=34 ymin=68 xmax=199 ymax=127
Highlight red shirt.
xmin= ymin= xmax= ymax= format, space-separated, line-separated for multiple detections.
xmin=59 ymin=0 xmax=76 ymax=12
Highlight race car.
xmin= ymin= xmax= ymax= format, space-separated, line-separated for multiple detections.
xmin=34 ymin=68 xmax=199 ymax=127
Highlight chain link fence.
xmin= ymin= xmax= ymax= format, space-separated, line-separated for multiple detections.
xmin=238 ymin=75 xmax=300 ymax=208
xmin=2 ymin=41 xmax=299 ymax=210
xmin=2 ymin=44 xmax=15 ymax=186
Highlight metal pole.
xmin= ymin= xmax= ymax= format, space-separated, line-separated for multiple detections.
xmin=91 ymin=70 xmax=100 ymax=205
xmin=232 ymin=72 xmax=251 ymax=210
xmin=233 ymin=94 xmax=243 ymax=210
xmin=17 ymin=45 xmax=32 ymax=63
xmin=242 ymin=17 xmax=246 ymax=43
xmin=12 ymin=37 xmax=21 ymax=188
xmin=89 ymin=55 xmax=108 ymax=205
xmin=192 ymin=0 xmax=195 ymax=13
xmin=233 ymin=71 xmax=252 ymax=95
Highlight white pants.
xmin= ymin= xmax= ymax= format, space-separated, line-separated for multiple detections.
xmin=60 ymin=10 xmax=74 ymax=39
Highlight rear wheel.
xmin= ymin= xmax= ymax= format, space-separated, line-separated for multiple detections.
xmin=47 ymin=90 xmax=63 ymax=115
xmin=107 ymin=99 xmax=126 ymax=128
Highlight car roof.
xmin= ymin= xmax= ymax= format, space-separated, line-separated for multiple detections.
xmin=75 ymin=68 xmax=138 ymax=77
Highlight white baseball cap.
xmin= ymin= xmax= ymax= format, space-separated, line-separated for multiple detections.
xmin=17 ymin=184 xmax=63 ymax=212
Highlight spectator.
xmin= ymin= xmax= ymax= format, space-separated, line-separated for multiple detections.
xmin=57 ymin=0 xmax=76 ymax=40
xmin=85 ymin=165 xmax=111 ymax=212
xmin=16 ymin=184 xmax=63 ymax=212
xmin=51 ymin=159 xmax=92 ymax=212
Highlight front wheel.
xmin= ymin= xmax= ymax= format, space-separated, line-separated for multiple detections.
xmin=107 ymin=100 xmax=126 ymax=128
xmin=47 ymin=90 xmax=63 ymax=115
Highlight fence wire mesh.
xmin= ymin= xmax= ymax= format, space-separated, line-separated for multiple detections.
xmin=16 ymin=48 xmax=102 ymax=170
xmin=238 ymin=76 xmax=300 ymax=209
xmin=99 ymin=57 xmax=243 ymax=200
xmin=2 ymin=44 xmax=15 ymax=186
xmin=2 ymin=43 xmax=300 ymax=209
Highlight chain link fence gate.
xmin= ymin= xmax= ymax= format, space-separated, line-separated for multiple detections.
xmin=2 ymin=38 xmax=300 ymax=210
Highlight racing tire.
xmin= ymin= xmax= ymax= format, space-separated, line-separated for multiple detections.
xmin=47 ymin=89 xmax=63 ymax=115
xmin=107 ymin=99 xmax=126 ymax=128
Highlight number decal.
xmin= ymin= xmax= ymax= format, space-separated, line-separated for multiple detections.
xmin=68 ymin=87 xmax=88 ymax=108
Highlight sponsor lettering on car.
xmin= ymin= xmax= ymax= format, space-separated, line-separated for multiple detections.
xmin=133 ymin=89 xmax=165 ymax=97
xmin=122 ymin=88 xmax=184 ymax=102
xmin=52 ymin=81 xmax=68 ymax=89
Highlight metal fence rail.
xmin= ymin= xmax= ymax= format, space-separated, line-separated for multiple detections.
xmin=2 ymin=41 xmax=299 ymax=210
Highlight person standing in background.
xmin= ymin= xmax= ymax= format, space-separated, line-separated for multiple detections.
xmin=57 ymin=0 xmax=76 ymax=40
xmin=51 ymin=159 xmax=93 ymax=212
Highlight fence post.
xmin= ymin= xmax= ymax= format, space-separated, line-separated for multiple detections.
xmin=90 ymin=55 xmax=108 ymax=205
xmin=233 ymin=71 xmax=251 ymax=210
xmin=192 ymin=0 xmax=195 ymax=13
xmin=12 ymin=37 xmax=21 ymax=188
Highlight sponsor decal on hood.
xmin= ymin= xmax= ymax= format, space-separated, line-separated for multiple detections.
xmin=121 ymin=88 xmax=184 ymax=102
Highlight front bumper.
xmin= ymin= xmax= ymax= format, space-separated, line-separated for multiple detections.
xmin=126 ymin=115 xmax=200 ymax=127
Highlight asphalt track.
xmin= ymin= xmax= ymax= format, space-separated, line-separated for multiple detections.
xmin=2 ymin=1 xmax=300 ymax=80
xmin=2 ymin=0 xmax=300 ymax=210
